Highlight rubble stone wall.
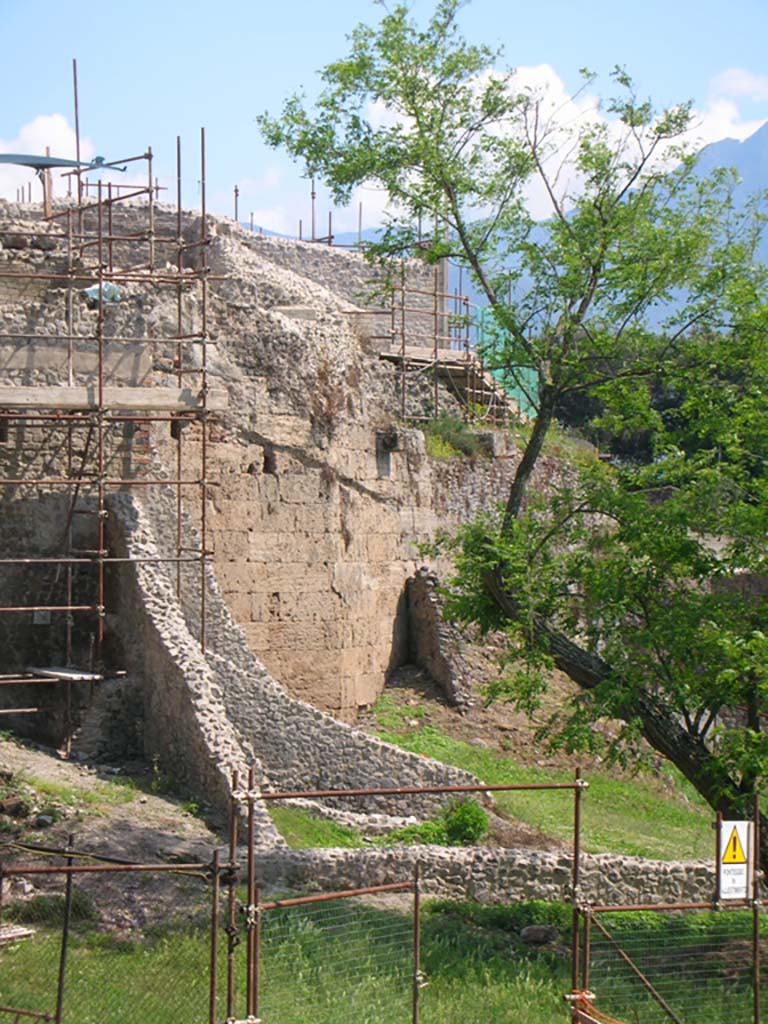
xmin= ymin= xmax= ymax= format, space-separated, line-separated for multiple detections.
xmin=252 ymin=846 xmax=717 ymax=906
xmin=0 ymin=200 xmax=524 ymax=721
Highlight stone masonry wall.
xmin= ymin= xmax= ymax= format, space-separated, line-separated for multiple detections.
xmin=0 ymin=202 xmax=722 ymax=902
xmin=0 ymin=202 xmax=545 ymax=721
xmin=406 ymin=566 xmax=474 ymax=708
xmin=104 ymin=486 xmax=723 ymax=905
xmin=251 ymin=846 xmax=718 ymax=906
xmin=107 ymin=484 xmax=481 ymax=818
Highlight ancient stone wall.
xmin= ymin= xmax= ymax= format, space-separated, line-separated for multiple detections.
xmin=105 ymin=489 xmax=480 ymax=822
xmin=406 ymin=567 xmax=473 ymax=708
xmin=0 ymin=200 xmax=520 ymax=722
xmin=251 ymin=846 xmax=717 ymax=906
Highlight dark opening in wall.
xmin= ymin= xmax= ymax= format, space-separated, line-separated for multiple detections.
xmin=0 ymin=416 xmax=8 ymax=445
xmin=262 ymin=445 xmax=277 ymax=475
xmin=376 ymin=426 xmax=400 ymax=478
xmin=170 ymin=417 xmax=182 ymax=441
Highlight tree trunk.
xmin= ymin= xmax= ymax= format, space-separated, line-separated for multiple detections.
xmin=485 ymin=566 xmax=766 ymax=876
xmin=501 ymin=387 xmax=554 ymax=535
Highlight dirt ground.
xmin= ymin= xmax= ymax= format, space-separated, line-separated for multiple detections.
xmin=358 ymin=646 xmax=604 ymax=773
xmin=0 ymin=738 xmax=225 ymax=932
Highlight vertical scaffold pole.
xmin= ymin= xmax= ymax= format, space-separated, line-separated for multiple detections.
xmin=753 ymin=793 xmax=761 ymax=1024
xmin=199 ymin=127 xmax=209 ymax=652
xmin=226 ymin=771 xmax=239 ymax=1019
xmin=209 ymin=848 xmax=220 ymax=1024
xmin=175 ymin=137 xmax=184 ymax=600
xmin=571 ymin=767 xmax=583 ymax=996
xmin=54 ymin=835 xmax=75 ymax=1024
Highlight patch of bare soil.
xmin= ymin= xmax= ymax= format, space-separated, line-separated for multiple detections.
xmin=359 ymin=650 xmax=604 ymax=774
xmin=0 ymin=738 xmax=225 ymax=934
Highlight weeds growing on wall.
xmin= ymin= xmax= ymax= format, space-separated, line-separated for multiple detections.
xmin=423 ymin=414 xmax=482 ymax=459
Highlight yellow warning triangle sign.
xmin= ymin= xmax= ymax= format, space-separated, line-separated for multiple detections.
xmin=723 ymin=826 xmax=747 ymax=864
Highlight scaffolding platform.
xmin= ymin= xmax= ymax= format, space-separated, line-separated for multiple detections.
xmin=380 ymin=345 xmax=518 ymax=424
xmin=0 ymin=385 xmax=228 ymax=412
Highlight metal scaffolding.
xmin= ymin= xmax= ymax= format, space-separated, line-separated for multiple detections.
xmin=0 ymin=132 xmax=217 ymax=749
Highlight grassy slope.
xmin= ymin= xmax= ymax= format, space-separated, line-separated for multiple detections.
xmin=369 ymin=696 xmax=713 ymax=861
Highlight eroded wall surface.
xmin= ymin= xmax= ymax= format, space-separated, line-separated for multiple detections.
xmin=0 ymin=202 xmax=526 ymax=722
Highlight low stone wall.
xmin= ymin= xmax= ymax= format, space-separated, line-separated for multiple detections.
xmin=252 ymin=846 xmax=717 ymax=906
xmin=406 ymin=567 xmax=473 ymax=708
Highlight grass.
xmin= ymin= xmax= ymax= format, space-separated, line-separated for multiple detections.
xmin=3 ymin=900 xmax=761 ymax=1024
xmin=267 ymin=695 xmax=713 ymax=860
xmin=21 ymin=772 xmax=138 ymax=808
xmin=0 ymin=900 xmax=570 ymax=1024
xmin=369 ymin=697 xmax=713 ymax=861
xmin=267 ymin=805 xmax=364 ymax=848
xmin=512 ymin=419 xmax=600 ymax=467
xmin=0 ymin=764 xmax=139 ymax=840
xmin=268 ymin=798 xmax=489 ymax=850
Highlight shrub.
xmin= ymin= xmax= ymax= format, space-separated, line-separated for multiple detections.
xmin=381 ymin=798 xmax=488 ymax=847
xmin=423 ymin=414 xmax=481 ymax=459
xmin=442 ymin=798 xmax=489 ymax=845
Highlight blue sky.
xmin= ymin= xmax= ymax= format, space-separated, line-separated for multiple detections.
xmin=1 ymin=0 xmax=767 ymax=232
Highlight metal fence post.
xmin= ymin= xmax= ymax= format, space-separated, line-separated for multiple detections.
xmin=246 ymin=766 xmax=256 ymax=1019
xmin=227 ymin=771 xmax=240 ymax=1020
xmin=54 ymin=834 xmax=75 ymax=1024
xmin=571 ymin=767 xmax=583 ymax=996
xmin=253 ymin=885 xmax=261 ymax=1022
xmin=754 ymin=794 xmax=761 ymax=1024
xmin=581 ymin=912 xmax=591 ymax=993
xmin=209 ymin=849 xmax=220 ymax=1024
xmin=412 ymin=862 xmax=422 ymax=1024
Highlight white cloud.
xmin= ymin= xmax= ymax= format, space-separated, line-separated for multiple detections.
xmin=690 ymin=98 xmax=766 ymax=146
xmin=488 ymin=64 xmax=768 ymax=216
xmin=710 ymin=68 xmax=768 ymax=104
xmin=0 ymin=114 xmax=95 ymax=203
xmin=0 ymin=115 xmax=149 ymax=206
xmin=504 ymin=64 xmax=601 ymax=219
xmin=688 ymin=69 xmax=768 ymax=145
xmin=239 ymin=204 xmax=295 ymax=235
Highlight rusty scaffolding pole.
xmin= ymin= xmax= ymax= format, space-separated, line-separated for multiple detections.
xmin=0 ymin=133 xmax=215 ymax=747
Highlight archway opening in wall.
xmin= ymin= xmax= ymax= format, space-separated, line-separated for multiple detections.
xmin=378 ymin=573 xmax=455 ymax=712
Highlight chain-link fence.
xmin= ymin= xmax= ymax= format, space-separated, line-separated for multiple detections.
xmin=257 ymin=889 xmax=415 ymax=1024
xmin=0 ymin=845 xmax=214 ymax=1024
xmin=581 ymin=906 xmax=768 ymax=1024
xmin=0 ymin=772 xmax=586 ymax=1024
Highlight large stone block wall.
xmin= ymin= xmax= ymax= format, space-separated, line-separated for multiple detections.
xmin=163 ymin=423 xmax=521 ymax=719
xmin=0 ymin=201 xmax=523 ymax=721
xmin=106 ymin=489 xmax=480 ymax=820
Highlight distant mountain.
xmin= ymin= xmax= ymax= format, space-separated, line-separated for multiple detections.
xmin=694 ymin=120 xmax=768 ymax=263
xmin=695 ymin=120 xmax=768 ymax=201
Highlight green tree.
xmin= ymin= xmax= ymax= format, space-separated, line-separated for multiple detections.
xmin=259 ymin=1 xmax=768 ymax=847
